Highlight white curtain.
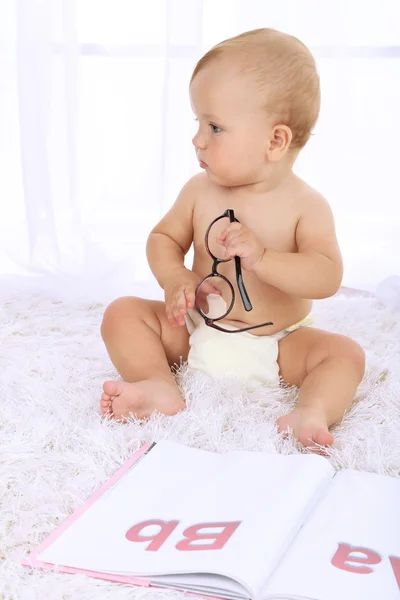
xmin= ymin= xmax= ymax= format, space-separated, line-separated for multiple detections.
xmin=0 ymin=0 xmax=399 ymax=294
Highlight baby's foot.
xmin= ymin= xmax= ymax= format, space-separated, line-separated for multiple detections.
xmin=276 ymin=405 xmax=334 ymax=448
xmin=100 ymin=378 xmax=186 ymax=421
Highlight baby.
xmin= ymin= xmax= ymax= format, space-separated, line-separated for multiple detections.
xmin=100 ymin=28 xmax=365 ymax=448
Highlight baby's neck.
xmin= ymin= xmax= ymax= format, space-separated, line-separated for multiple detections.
xmin=228 ymin=159 xmax=296 ymax=198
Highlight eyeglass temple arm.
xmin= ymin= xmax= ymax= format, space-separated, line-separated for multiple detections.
xmin=226 ymin=209 xmax=253 ymax=312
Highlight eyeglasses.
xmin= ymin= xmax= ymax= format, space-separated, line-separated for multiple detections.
xmin=194 ymin=208 xmax=274 ymax=333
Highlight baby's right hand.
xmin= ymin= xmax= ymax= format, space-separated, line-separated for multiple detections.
xmin=164 ymin=268 xmax=220 ymax=327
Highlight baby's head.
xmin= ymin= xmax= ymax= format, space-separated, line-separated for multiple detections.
xmin=190 ymin=28 xmax=320 ymax=187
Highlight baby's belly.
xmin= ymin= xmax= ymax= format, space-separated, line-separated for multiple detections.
xmin=193 ymin=262 xmax=312 ymax=336
xmin=211 ymin=294 xmax=312 ymax=336
xmin=222 ymin=302 xmax=312 ymax=335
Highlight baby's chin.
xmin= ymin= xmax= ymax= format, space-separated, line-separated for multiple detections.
xmin=204 ymin=167 xmax=247 ymax=188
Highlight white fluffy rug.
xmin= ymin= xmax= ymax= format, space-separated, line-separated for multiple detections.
xmin=1 ymin=275 xmax=399 ymax=599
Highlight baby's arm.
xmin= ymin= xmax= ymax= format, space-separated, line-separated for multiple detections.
xmin=147 ymin=174 xmax=219 ymax=326
xmin=253 ymin=194 xmax=343 ymax=299
xmin=147 ymin=176 xmax=196 ymax=287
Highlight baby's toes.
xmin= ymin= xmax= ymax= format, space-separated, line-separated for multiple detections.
xmin=100 ymin=393 xmax=113 ymax=416
xmin=313 ymin=427 xmax=334 ymax=448
xmin=297 ymin=426 xmax=317 ymax=448
xmin=276 ymin=415 xmax=293 ymax=435
xmin=297 ymin=425 xmax=332 ymax=450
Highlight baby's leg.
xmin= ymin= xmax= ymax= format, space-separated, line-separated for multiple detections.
xmin=276 ymin=328 xmax=365 ymax=447
xmin=100 ymin=297 xmax=189 ymax=420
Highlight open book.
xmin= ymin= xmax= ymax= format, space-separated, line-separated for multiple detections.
xmin=22 ymin=440 xmax=400 ymax=600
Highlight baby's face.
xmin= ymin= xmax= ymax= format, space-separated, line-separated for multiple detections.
xmin=190 ymin=62 xmax=273 ymax=187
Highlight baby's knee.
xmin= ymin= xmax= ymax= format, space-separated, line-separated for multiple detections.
xmin=337 ymin=336 xmax=366 ymax=380
xmin=100 ymin=296 xmax=149 ymax=338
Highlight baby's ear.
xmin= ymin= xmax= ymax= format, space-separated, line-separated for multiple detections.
xmin=266 ymin=125 xmax=292 ymax=162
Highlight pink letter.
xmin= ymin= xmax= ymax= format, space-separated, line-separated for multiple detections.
xmin=389 ymin=556 xmax=400 ymax=589
xmin=176 ymin=521 xmax=241 ymax=551
xmin=125 ymin=519 xmax=179 ymax=551
xmin=331 ymin=542 xmax=382 ymax=574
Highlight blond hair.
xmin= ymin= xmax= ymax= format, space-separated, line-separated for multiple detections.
xmin=191 ymin=28 xmax=320 ymax=150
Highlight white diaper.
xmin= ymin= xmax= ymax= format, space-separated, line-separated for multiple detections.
xmin=184 ymin=295 xmax=312 ymax=389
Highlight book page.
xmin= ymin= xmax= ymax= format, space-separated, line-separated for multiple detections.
xmin=153 ymin=573 xmax=248 ymax=600
xmin=262 ymin=469 xmax=400 ymax=600
xmin=36 ymin=440 xmax=334 ymax=594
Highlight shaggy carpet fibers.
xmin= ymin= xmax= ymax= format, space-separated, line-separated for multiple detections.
xmin=0 ymin=275 xmax=399 ymax=599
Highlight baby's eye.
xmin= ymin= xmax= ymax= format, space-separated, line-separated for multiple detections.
xmin=210 ymin=123 xmax=222 ymax=133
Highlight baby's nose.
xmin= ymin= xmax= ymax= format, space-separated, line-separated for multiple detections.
xmin=192 ymin=131 xmax=206 ymax=149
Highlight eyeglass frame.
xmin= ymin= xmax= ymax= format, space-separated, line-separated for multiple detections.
xmin=194 ymin=208 xmax=274 ymax=333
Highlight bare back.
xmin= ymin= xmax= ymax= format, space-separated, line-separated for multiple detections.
xmin=191 ymin=172 xmax=314 ymax=335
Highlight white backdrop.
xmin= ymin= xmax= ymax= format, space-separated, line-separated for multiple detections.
xmin=0 ymin=0 xmax=399 ymax=293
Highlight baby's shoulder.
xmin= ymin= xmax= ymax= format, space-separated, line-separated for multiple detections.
xmin=182 ymin=171 xmax=211 ymax=194
xmin=181 ymin=171 xmax=222 ymax=211
xmin=173 ymin=172 xmax=212 ymax=213
xmin=293 ymin=176 xmax=332 ymax=215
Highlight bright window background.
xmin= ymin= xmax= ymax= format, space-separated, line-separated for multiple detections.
xmin=0 ymin=0 xmax=399 ymax=292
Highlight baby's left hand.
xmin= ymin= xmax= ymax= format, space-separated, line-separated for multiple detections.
xmin=217 ymin=223 xmax=265 ymax=271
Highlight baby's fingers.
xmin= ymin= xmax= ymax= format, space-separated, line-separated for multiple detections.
xmin=200 ymin=280 xmax=222 ymax=296
xmin=166 ymin=304 xmax=180 ymax=327
xmin=184 ymin=287 xmax=196 ymax=309
xmin=172 ymin=290 xmax=187 ymax=326
xmin=175 ymin=289 xmax=188 ymax=313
